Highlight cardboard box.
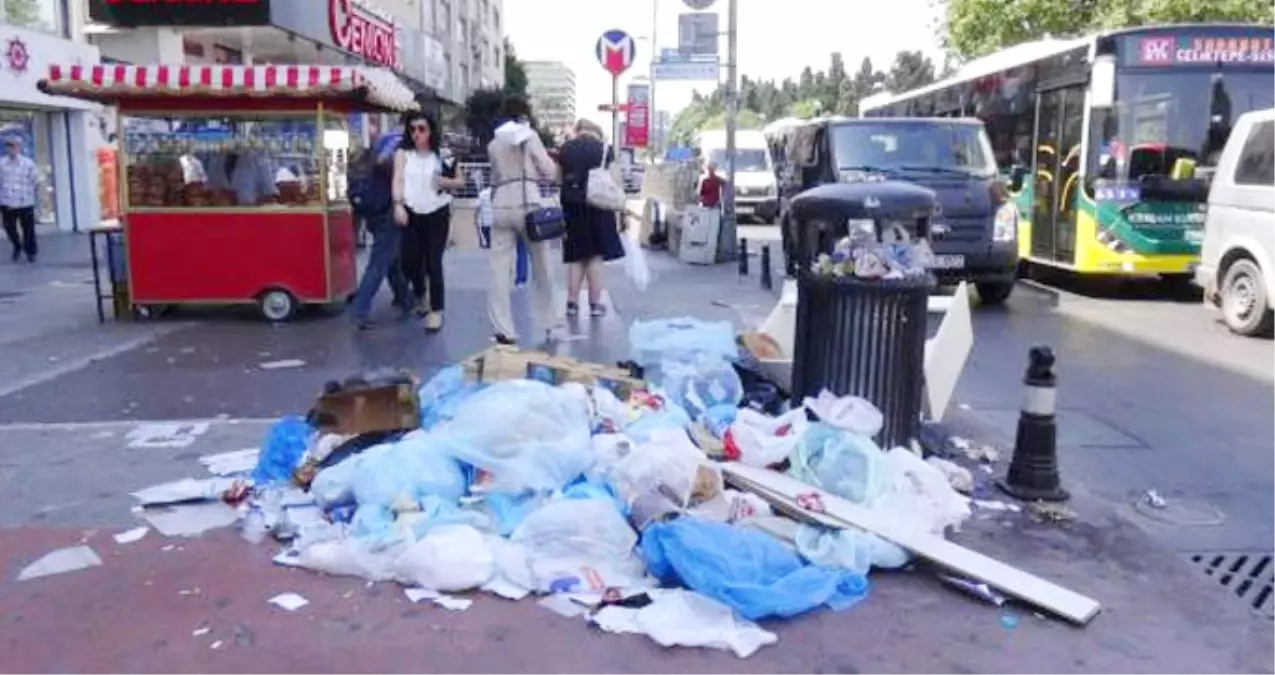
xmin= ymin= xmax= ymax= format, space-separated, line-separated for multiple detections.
xmin=462 ymin=346 xmax=644 ymax=400
xmin=311 ymin=381 xmax=421 ymax=435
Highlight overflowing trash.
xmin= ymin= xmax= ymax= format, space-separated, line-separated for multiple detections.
xmin=810 ymin=229 xmax=936 ymax=280
xmin=104 ymin=315 xmax=1100 ymax=656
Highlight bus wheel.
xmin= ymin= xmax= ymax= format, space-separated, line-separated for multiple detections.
xmin=1220 ymin=259 xmax=1274 ymax=337
xmin=975 ymin=281 xmax=1014 ymax=306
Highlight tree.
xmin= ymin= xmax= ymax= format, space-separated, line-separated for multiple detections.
xmin=939 ymin=0 xmax=1273 ymax=60
xmin=502 ymin=37 xmax=528 ymax=97
xmin=4 ymin=0 xmax=45 ymax=29
xmin=885 ymin=50 xmax=937 ymax=94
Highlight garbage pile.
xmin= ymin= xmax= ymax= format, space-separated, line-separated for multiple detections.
xmin=120 ymin=317 xmax=1095 ymax=658
xmin=811 ymin=228 xmax=936 ymax=280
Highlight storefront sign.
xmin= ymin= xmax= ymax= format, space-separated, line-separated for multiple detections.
xmin=88 ymin=0 xmax=271 ymax=27
xmin=328 ymin=0 xmax=401 ymax=71
xmin=1134 ymin=35 xmax=1275 ymax=66
xmin=625 ymin=83 xmax=650 ymax=148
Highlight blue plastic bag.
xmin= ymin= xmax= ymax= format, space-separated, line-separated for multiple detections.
xmin=417 ymin=365 xmax=484 ymax=430
xmin=252 ymin=416 xmax=313 ymax=486
xmin=483 ymin=491 xmax=547 ymax=536
xmin=794 ymin=524 xmax=909 ymax=575
xmin=348 ymin=434 xmax=469 ymax=509
xmin=640 ymin=517 xmax=869 ymax=621
xmin=629 ymin=317 xmax=738 ymax=368
xmin=659 ymin=354 xmax=744 ymax=423
xmin=788 ymin=423 xmax=894 ymax=505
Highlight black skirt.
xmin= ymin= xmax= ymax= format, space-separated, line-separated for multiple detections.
xmin=562 ymin=201 xmax=624 ymax=264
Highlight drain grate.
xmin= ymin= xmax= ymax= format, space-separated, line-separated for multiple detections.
xmin=1186 ymin=551 xmax=1274 ymax=619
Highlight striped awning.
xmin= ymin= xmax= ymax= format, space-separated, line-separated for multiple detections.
xmin=39 ymin=64 xmax=419 ymax=113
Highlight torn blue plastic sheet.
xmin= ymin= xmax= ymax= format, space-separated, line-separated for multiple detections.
xmin=640 ymin=516 xmax=870 ymax=621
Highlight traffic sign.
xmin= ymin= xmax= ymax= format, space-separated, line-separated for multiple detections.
xmin=598 ymin=103 xmax=635 ymax=112
xmin=682 ymin=0 xmax=716 ymax=9
xmin=595 ymin=29 xmax=637 ymax=77
xmin=677 ymin=12 xmax=719 ymax=55
xmin=653 ymin=54 xmax=720 ymax=81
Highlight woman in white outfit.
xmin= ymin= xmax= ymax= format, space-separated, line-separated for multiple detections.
xmin=486 ymin=97 xmax=561 ymax=345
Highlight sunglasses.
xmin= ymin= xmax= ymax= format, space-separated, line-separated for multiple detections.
xmin=410 ymin=124 xmax=430 ymax=134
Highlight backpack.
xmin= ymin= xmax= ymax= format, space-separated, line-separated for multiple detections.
xmin=350 ymin=161 xmax=393 ymax=216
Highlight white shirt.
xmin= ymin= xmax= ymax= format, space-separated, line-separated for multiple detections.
xmin=401 ymin=149 xmax=451 ymax=214
xmin=0 ymin=154 xmax=37 ymax=208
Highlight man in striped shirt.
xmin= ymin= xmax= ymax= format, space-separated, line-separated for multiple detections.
xmin=0 ymin=137 xmax=38 ymax=262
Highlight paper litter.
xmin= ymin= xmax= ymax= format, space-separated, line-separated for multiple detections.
xmin=144 ymin=502 xmax=240 ymax=538
xmin=590 ymin=589 xmax=778 ymax=659
xmin=113 ymin=527 xmax=150 ymax=544
xmin=17 ymin=545 xmax=103 ymax=581
xmin=403 ymin=587 xmax=474 ymax=612
xmin=259 ymin=359 xmax=306 ymax=370
xmin=267 ymin=592 xmax=310 ymax=611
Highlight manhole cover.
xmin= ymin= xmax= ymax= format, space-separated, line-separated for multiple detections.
xmin=1186 ymin=551 xmax=1274 ymax=619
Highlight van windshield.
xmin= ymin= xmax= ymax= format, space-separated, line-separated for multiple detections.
xmin=830 ymin=121 xmax=998 ymax=176
xmin=708 ymin=148 xmax=770 ymax=172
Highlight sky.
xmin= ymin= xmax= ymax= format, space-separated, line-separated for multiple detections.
xmin=505 ymin=0 xmax=947 ymax=137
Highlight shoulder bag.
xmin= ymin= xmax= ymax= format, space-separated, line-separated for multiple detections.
xmin=518 ymin=141 xmax=566 ymax=242
xmin=585 ymin=143 xmax=627 ymax=212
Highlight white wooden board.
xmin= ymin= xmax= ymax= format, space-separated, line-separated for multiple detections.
xmin=722 ymin=464 xmax=1101 ymax=625
xmin=923 ymin=281 xmax=974 ymax=423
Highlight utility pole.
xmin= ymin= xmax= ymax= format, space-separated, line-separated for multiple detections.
xmin=719 ymin=0 xmax=738 ymax=262
xmin=649 ymin=0 xmax=659 ymax=162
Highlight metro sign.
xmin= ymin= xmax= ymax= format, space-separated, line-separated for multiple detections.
xmin=596 ymin=29 xmax=636 ymax=77
xmin=329 ymin=0 xmax=401 ymax=71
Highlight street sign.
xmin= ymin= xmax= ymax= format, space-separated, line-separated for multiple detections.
xmin=598 ymin=103 xmax=634 ymax=112
xmin=652 ymin=56 xmax=720 ymax=81
xmin=625 ymin=83 xmax=650 ymax=148
xmin=595 ymin=29 xmax=637 ymax=76
xmin=677 ymin=12 xmax=719 ymax=56
xmin=682 ymin=0 xmax=716 ymax=9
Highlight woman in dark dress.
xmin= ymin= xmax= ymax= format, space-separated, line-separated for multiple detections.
xmin=555 ymin=118 xmax=625 ymax=318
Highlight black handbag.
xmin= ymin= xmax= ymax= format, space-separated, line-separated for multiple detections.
xmin=518 ymin=141 xmax=565 ymax=242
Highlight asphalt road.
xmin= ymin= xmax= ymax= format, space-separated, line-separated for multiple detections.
xmin=1 ymin=230 xmax=1272 ymax=671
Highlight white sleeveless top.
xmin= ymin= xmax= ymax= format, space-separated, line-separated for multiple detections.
xmin=401 ymin=149 xmax=451 ymax=215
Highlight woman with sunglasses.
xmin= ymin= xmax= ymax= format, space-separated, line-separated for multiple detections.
xmin=392 ymin=111 xmax=463 ymax=333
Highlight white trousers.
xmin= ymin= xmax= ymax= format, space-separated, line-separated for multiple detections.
xmin=487 ymin=219 xmax=559 ymax=340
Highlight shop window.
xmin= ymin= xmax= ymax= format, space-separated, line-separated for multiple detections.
xmin=0 ymin=108 xmax=57 ymax=224
xmin=119 ymin=113 xmax=334 ymax=210
xmin=1 ymin=0 xmax=66 ymax=36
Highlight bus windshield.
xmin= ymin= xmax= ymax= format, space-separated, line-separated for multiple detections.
xmin=1093 ymin=69 xmax=1274 ymax=180
xmin=708 ymin=148 xmax=769 ymax=172
xmin=830 ymin=121 xmax=998 ymax=177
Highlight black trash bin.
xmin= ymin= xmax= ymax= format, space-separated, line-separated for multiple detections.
xmin=786 ymin=181 xmax=940 ymax=449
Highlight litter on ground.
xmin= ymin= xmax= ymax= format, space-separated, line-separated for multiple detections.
xmin=113 ymin=526 xmax=149 ymax=544
xmin=112 ymin=316 xmax=1100 ymax=658
xmin=17 ymin=545 xmax=103 ymax=581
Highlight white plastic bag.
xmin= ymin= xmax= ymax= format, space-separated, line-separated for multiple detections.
xmin=873 ymin=447 xmax=972 ymax=535
xmin=621 ymin=234 xmax=651 ymax=291
xmin=803 ymin=390 xmax=884 ymax=438
xmin=510 ymin=498 xmax=645 ymax=593
xmin=793 ymin=524 xmax=909 ymax=576
xmin=394 ymin=524 xmax=495 ymax=592
xmin=729 ymin=408 xmax=808 ymax=468
xmin=604 ymin=429 xmax=709 ymax=508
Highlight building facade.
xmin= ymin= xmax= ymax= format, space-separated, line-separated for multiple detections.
xmin=0 ymin=0 xmax=102 ymax=232
xmin=417 ymin=0 xmax=504 ymax=103
xmin=524 ymin=60 xmax=575 ymax=132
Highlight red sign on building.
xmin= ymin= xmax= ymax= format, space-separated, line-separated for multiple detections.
xmin=625 ymin=83 xmax=650 ymax=149
xmin=329 ymin=0 xmax=401 ymax=71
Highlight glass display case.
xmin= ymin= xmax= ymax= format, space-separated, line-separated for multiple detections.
xmin=120 ymin=113 xmax=328 ymax=209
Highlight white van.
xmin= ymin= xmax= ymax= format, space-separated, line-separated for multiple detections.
xmin=696 ymin=129 xmax=778 ymax=222
xmin=1197 ymin=108 xmax=1275 ymax=337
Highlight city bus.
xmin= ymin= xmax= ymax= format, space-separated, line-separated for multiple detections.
xmin=860 ymin=24 xmax=1275 ymax=280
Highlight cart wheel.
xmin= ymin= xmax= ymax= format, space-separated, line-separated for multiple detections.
xmin=258 ymin=289 xmax=298 ymax=323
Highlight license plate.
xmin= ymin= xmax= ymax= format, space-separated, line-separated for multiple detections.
xmin=928 ymin=254 xmax=965 ymax=270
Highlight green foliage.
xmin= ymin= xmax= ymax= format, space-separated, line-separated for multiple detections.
xmin=667 ymin=49 xmax=937 ymax=147
xmin=939 ymin=0 xmax=1274 ymax=60
xmin=4 ymin=0 xmax=45 ymax=29
xmin=502 ymin=37 xmax=528 ymax=98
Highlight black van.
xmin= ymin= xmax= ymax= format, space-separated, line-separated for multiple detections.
xmin=776 ymin=117 xmax=1019 ymax=304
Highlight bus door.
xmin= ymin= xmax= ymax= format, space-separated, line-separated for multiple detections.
xmin=1031 ymin=85 xmax=1086 ymax=263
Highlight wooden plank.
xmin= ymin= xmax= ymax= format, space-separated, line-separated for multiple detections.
xmin=721 ymin=464 xmax=1102 ymax=625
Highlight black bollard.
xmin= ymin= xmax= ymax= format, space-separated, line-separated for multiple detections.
xmin=739 ymin=238 xmax=750 ymax=276
xmin=997 ymin=346 xmax=1069 ymax=502
xmin=760 ymin=245 xmax=774 ymax=291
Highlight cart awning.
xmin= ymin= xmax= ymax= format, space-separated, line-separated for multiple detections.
xmin=39 ymin=64 xmax=419 ymax=113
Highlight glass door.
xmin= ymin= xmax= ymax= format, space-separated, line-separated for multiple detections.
xmin=1031 ymin=90 xmax=1061 ymax=259
xmin=1031 ymin=86 xmax=1086 ymax=263
xmin=1053 ymin=87 xmax=1086 ymax=264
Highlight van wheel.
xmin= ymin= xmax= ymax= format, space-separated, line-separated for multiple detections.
xmin=975 ymin=282 xmax=1014 ymax=306
xmin=1220 ymin=259 xmax=1274 ymax=337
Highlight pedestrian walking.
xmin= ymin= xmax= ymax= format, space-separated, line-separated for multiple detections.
xmin=0 ymin=136 xmax=39 ymax=263
xmin=556 ymin=118 xmax=625 ymax=318
xmin=348 ymin=139 xmax=412 ymax=330
xmin=392 ymin=111 xmax=463 ymax=333
xmin=486 ymin=96 xmax=562 ymax=345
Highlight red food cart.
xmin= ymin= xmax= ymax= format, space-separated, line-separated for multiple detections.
xmin=39 ymin=64 xmax=419 ymax=321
